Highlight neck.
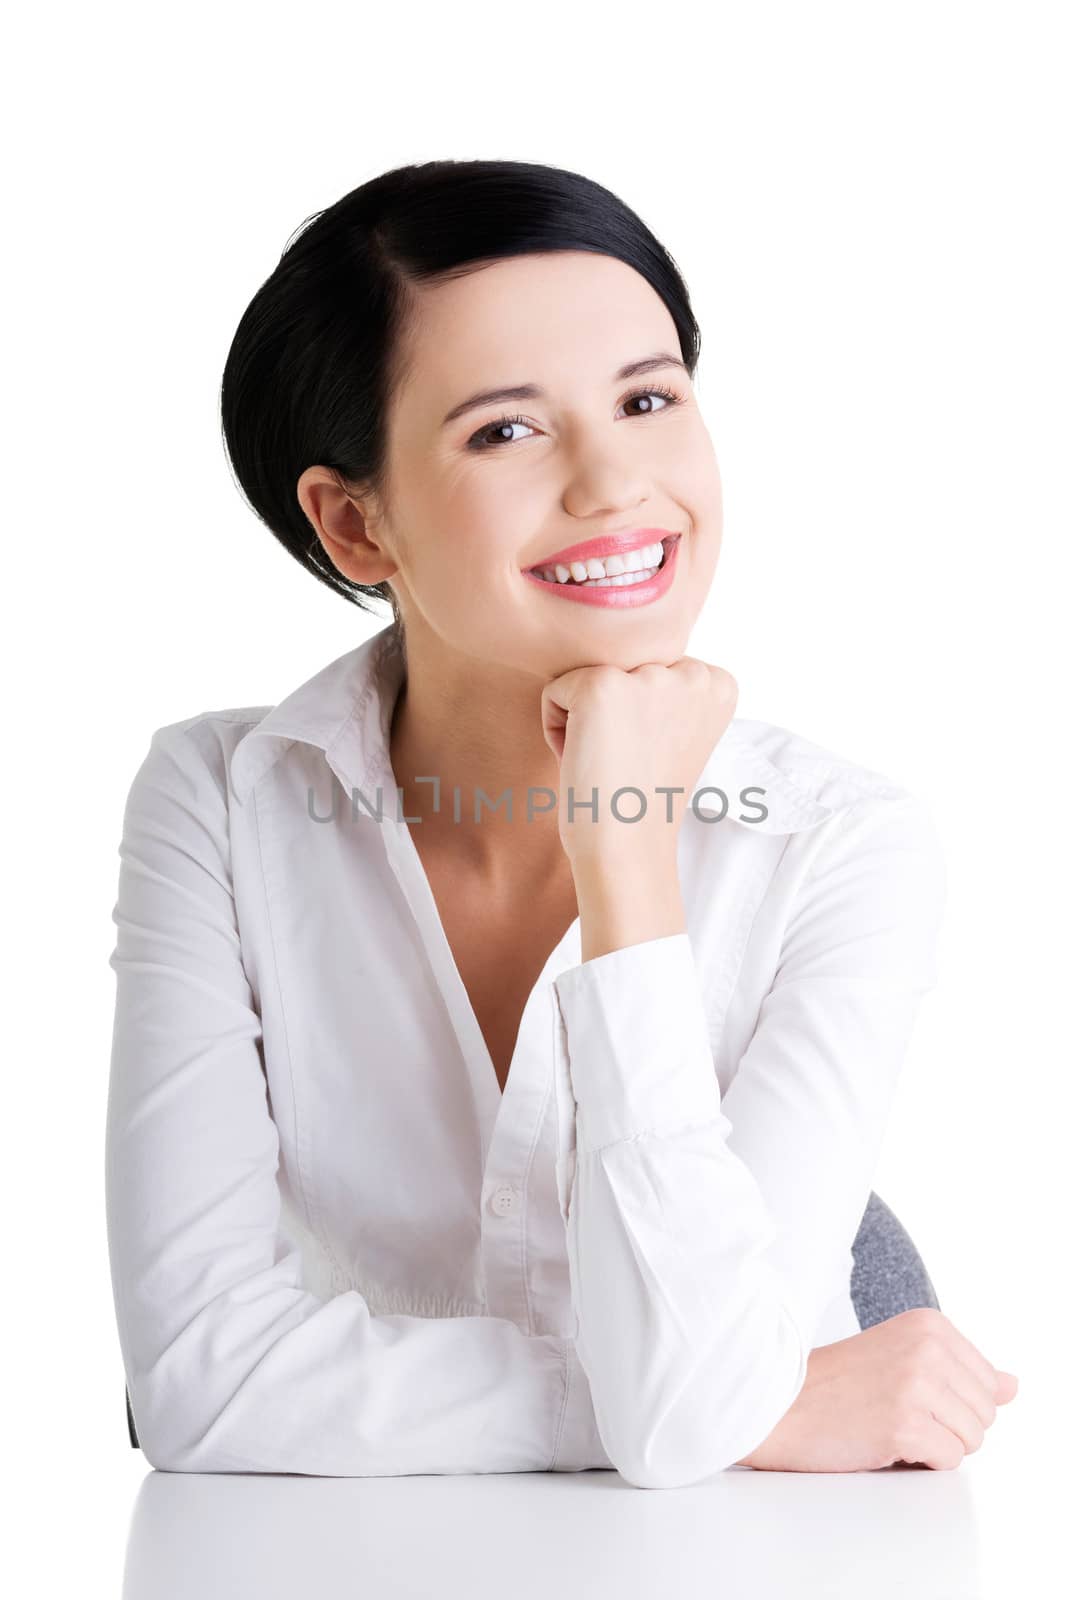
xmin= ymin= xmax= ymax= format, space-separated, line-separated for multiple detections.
xmin=386 ymin=632 xmax=570 ymax=888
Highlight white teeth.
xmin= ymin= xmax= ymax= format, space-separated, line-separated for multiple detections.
xmin=584 ymin=568 xmax=658 ymax=587
xmin=535 ymin=540 xmax=666 ymax=585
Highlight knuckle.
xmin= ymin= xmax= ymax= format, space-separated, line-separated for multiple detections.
xmin=916 ymin=1330 xmax=945 ymax=1362
xmin=889 ymin=1422 xmax=916 ymax=1459
xmin=902 ymin=1334 xmax=936 ymax=1373
xmin=586 ymin=665 xmax=621 ymax=696
xmin=903 ymin=1325 xmax=945 ymax=1371
xmin=889 ymin=1400 xmax=922 ymax=1448
xmin=902 ymin=1375 xmax=931 ymax=1411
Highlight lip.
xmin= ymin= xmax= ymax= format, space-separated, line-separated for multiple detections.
xmin=522 ymin=533 xmax=682 ymax=608
xmin=522 ymin=526 xmax=681 ymax=572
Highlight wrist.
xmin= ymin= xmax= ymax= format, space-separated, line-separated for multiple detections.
xmin=733 ymin=1404 xmax=796 ymax=1471
xmin=570 ymin=850 xmax=686 ymax=962
xmin=568 ymin=837 xmax=680 ymax=884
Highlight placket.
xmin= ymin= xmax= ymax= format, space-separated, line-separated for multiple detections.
xmin=478 ymin=916 xmax=582 ymax=1333
xmin=378 ymin=804 xmax=583 ymax=1334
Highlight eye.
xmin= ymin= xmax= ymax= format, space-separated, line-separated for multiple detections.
xmin=465 ymin=384 xmax=687 ymax=452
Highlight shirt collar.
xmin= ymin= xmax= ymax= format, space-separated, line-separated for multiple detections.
xmin=228 ymin=622 xmax=836 ymax=834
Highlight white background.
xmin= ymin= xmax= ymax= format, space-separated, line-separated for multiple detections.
xmin=5 ymin=2 xmax=1064 ymax=1593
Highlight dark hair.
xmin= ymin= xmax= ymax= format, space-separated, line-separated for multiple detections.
xmin=219 ymin=159 xmax=702 ymax=638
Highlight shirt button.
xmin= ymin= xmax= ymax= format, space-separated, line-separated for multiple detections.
xmin=489 ymin=1183 xmax=518 ymax=1217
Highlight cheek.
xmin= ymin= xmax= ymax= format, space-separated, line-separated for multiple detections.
xmin=691 ymin=467 xmax=724 ymax=552
xmin=435 ymin=499 xmax=528 ymax=602
xmin=409 ymin=540 xmax=518 ymax=638
xmin=685 ymin=436 xmax=723 ymax=509
xmin=398 ymin=481 xmax=500 ymax=604
xmin=664 ymin=426 xmax=721 ymax=520
xmin=433 ymin=473 xmax=516 ymax=566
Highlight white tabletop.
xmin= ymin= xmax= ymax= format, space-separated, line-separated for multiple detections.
xmin=106 ymin=1443 xmax=1041 ymax=1600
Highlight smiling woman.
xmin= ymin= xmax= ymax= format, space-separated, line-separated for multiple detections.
xmin=104 ymin=159 xmax=1011 ymax=1489
xmin=218 ymin=158 xmax=707 ymax=660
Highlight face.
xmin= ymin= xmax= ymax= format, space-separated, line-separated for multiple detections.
xmin=304 ymin=250 xmax=723 ymax=681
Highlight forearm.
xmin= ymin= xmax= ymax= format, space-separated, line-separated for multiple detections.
xmin=730 ymin=1338 xmax=853 ymax=1471
xmin=572 ymin=853 xmax=686 ymax=962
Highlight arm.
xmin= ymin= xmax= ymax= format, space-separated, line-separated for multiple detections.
xmin=551 ymin=794 xmax=947 ymax=1488
xmin=105 ymin=724 xmax=602 ymax=1475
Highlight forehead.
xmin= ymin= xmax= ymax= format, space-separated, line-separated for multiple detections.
xmin=396 ymin=251 xmax=678 ymax=416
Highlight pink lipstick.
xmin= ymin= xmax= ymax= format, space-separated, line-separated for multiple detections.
xmin=523 ymin=526 xmax=679 ymax=570
xmin=523 ymin=533 xmax=683 ymax=609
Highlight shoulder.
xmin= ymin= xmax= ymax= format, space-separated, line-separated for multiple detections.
xmin=726 ymin=715 xmax=946 ymax=892
xmin=729 ymin=714 xmax=922 ymax=813
xmin=120 ymin=705 xmax=275 ymax=815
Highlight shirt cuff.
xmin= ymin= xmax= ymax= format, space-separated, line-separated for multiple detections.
xmin=551 ymin=932 xmax=724 ymax=1153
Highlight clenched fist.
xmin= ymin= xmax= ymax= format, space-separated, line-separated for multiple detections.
xmin=539 ymin=657 xmax=739 ymax=873
xmin=738 ymin=1308 xmax=1019 ymax=1473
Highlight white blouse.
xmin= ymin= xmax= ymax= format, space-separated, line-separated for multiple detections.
xmin=105 ymin=621 xmax=946 ymax=1488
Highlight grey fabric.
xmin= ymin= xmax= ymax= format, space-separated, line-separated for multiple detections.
xmin=850 ymin=1190 xmax=940 ymax=1329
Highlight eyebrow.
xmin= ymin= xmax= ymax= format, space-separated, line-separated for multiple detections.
xmin=439 ymin=352 xmax=690 ymax=429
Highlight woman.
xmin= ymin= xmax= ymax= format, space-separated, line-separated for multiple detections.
xmin=105 ymin=159 xmax=1017 ymax=1486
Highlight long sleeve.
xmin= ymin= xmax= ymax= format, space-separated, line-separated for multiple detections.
xmin=551 ymin=793 xmax=947 ymax=1490
xmin=104 ymin=725 xmax=593 ymax=1476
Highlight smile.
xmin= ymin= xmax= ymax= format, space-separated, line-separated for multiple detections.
xmin=522 ymin=534 xmax=682 ymax=609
